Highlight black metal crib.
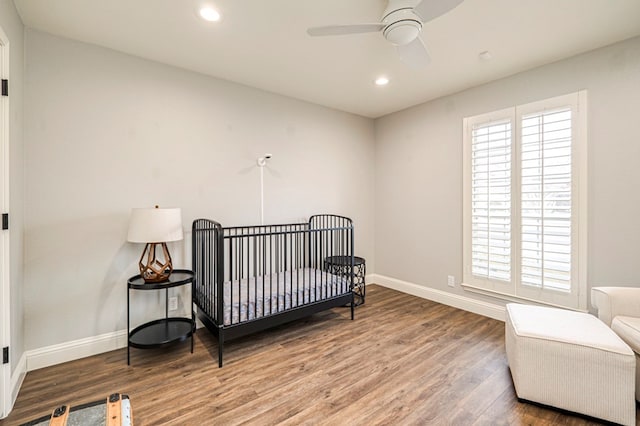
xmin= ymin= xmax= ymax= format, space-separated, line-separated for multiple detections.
xmin=192 ymin=214 xmax=355 ymax=367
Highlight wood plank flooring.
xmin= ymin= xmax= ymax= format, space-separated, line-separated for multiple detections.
xmin=2 ymin=285 xmax=636 ymax=425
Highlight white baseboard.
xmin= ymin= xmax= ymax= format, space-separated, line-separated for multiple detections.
xmin=368 ymin=273 xmax=506 ymax=321
xmin=26 ymin=330 xmax=128 ymax=372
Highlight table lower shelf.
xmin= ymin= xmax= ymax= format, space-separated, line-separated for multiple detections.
xmin=128 ymin=318 xmax=194 ymax=349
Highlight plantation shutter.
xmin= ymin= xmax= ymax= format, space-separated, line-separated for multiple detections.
xmin=464 ymin=91 xmax=587 ymax=310
xmin=470 ymin=119 xmax=512 ymax=282
xmin=520 ymin=108 xmax=572 ymax=292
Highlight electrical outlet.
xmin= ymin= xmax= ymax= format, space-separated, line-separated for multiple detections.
xmin=169 ymin=296 xmax=178 ymax=311
xmin=447 ymin=275 xmax=455 ymax=288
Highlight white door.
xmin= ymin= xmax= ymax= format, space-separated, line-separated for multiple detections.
xmin=0 ymin=26 xmax=10 ymax=419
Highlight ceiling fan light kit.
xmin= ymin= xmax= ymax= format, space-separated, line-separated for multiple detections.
xmin=383 ymin=20 xmax=421 ymax=46
xmin=381 ymin=6 xmax=422 ymax=46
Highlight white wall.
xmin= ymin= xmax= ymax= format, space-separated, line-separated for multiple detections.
xmin=375 ymin=36 xmax=640 ymax=308
xmin=24 ymin=29 xmax=375 ymax=351
xmin=0 ymin=0 xmax=25 ymax=377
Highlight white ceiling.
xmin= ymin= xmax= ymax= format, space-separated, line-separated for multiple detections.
xmin=13 ymin=0 xmax=640 ymax=118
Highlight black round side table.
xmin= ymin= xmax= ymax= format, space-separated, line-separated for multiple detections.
xmin=324 ymin=256 xmax=366 ymax=306
xmin=127 ymin=269 xmax=195 ymax=365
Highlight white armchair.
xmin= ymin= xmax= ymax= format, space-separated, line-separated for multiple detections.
xmin=592 ymin=286 xmax=640 ymax=399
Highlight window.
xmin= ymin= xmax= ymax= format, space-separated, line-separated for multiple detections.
xmin=462 ymin=91 xmax=587 ymax=310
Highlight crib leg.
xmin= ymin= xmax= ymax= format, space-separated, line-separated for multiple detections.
xmin=218 ymin=331 xmax=224 ymax=368
xmin=351 ymin=298 xmax=355 ymax=321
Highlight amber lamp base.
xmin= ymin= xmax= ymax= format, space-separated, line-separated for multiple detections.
xmin=139 ymin=242 xmax=173 ymax=283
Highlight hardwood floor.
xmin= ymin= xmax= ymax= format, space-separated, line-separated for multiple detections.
xmin=2 ymin=285 xmax=634 ymax=425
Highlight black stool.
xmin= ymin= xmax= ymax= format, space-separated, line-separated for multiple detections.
xmin=324 ymin=255 xmax=366 ymax=306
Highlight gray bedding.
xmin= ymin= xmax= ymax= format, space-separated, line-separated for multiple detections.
xmin=217 ymin=267 xmax=349 ymax=325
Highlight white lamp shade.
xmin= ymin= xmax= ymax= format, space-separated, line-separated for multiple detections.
xmin=127 ymin=207 xmax=184 ymax=243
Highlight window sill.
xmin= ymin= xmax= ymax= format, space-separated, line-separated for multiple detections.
xmin=460 ymin=282 xmax=587 ymax=313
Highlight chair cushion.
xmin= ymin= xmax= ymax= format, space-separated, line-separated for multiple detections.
xmin=612 ymin=315 xmax=640 ymax=353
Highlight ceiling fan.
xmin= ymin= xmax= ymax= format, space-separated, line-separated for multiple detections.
xmin=307 ymin=0 xmax=464 ymax=68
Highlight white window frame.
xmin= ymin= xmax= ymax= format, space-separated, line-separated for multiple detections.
xmin=462 ymin=91 xmax=588 ymax=311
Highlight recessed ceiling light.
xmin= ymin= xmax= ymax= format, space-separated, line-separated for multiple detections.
xmin=199 ymin=7 xmax=221 ymax=22
xmin=375 ymin=76 xmax=389 ymax=86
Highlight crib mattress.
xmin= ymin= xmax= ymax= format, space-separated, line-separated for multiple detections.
xmin=197 ymin=268 xmax=350 ymax=326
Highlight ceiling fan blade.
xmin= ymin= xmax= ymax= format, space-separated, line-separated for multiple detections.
xmin=413 ymin=0 xmax=464 ymax=23
xmin=307 ymin=23 xmax=385 ymax=37
xmin=396 ymin=36 xmax=431 ymax=68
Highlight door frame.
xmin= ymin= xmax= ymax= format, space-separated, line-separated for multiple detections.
xmin=0 ymin=23 xmax=11 ymax=419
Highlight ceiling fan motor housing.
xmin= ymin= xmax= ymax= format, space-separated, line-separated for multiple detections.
xmin=382 ymin=1 xmax=423 ymax=46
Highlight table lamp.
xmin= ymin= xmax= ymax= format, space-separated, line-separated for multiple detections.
xmin=127 ymin=206 xmax=183 ymax=283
